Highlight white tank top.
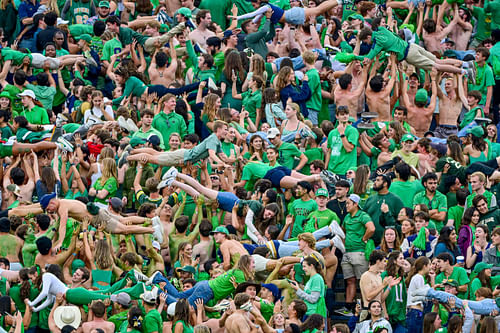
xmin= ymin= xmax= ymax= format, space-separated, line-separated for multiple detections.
xmin=90 ymin=163 xmax=102 ymax=187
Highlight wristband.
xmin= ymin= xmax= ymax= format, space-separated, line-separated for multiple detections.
xmin=340 ymin=134 xmax=346 ymax=138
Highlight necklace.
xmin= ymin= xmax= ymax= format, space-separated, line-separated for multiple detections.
xmin=336 ymin=200 xmax=345 ymax=215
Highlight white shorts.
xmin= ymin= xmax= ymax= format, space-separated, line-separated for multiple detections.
xmin=252 ymin=254 xmax=270 ymax=272
xmin=30 ymin=53 xmax=61 ymax=70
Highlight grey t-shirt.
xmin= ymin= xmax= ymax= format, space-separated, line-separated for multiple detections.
xmin=183 ymin=133 xmax=222 ymax=163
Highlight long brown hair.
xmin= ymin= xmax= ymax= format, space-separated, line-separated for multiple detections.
xmin=380 ymin=227 xmax=402 ymax=253
xmin=100 ymin=158 xmax=118 ymax=184
xmin=236 ymin=254 xmax=254 ymax=280
xmin=202 ymin=94 xmax=219 ymax=122
xmin=275 ymin=66 xmax=293 ymax=94
xmin=352 ymin=165 xmax=370 ymax=195
xmin=406 ymin=256 xmax=429 ymax=287
xmin=41 ymin=167 xmax=57 ymax=194
xmin=173 ymin=299 xmax=191 ymax=325
xmin=223 ymin=51 xmax=245 ymax=82
xmin=19 ymin=268 xmax=32 ymax=301
xmin=386 ymin=251 xmax=404 ymax=278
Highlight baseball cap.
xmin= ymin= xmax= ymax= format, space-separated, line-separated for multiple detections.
xmin=152 ymin=240 xmax=161 ymax=250
xmin=473 ymin=262 xmax=493 ymax=274
xmin=415 ymin=88 xmax=428 ymax=103
xmin=76 ymin=34 xmax=92 ymax=43
xmin=347 ymin=14 xmax=364 ymax=22
xmin=129 ymin=137 xmax=146 ymax=147
xmin=40 ymin=192 xmax=56 ymax=210
xmin=147 ymin=134 xmax=161 ymax=147
xmin=442 ymin=279 xmax=459 ymax=288
xmin=6 ymin=184 xmax=21 ymax=197
xmin=140 ymin=286 xmax=158 ymax=304
xmin=401 ymin=133 xmax=415 ymax=143
xmin=108 ymin=197 xmax=123 ymax=211
xmin=110 ymin=292 xmax=131 ymax=307
xmin=267 ymin=128 xmax=281 ymax=139
xmin=71 ymin=259 xmax=86 ymax=274
xmin=315 ymin=188 xmax=329 ymax=197
xmin=261 ymin=283 xmax=281 ymax=300
xmin=348 ymin=194 xmax=360 ymax=204
xmin=466 ymin=126 xmax=484 ymax=138
xmin=409 ymin=72 xmax=420 ymax=81
xmin=18 ymin=89 xmax=36 ymax=100
xmin=210 ymin=226 xmax=229 ymax=235
xmin=178 ymin=265 xmax=196 ymax=274
xmin=99 ymin=0 xmax=110 ymax=7
xmin=223 ymin=30 xmax=235 ymax=39
xmin=56 ymin=17 xmax=69 ymax=26
xmin=177 ymin=7 xmax=192 ymax=18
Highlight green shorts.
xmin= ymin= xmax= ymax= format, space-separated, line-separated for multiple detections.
xmin=0 ymin=144 xmax=13 ymax=157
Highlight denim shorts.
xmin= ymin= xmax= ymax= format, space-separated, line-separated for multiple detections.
xmin=285 ymin=7 xmax=305 ymax=25
xmin=264 ymin=166 xmax=292 ymax=188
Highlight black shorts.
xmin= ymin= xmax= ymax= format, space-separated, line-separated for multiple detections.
xmin=264 ymin=166 xmax=292 ymax=188
xmin=466 ymin=159 xmax=499 ymax=177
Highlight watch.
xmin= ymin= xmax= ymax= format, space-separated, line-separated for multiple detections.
xmin=340 ymin=134 xmax=346 ymax=138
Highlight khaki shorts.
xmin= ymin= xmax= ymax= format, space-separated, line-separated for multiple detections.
xmin=157 ymin=149 xmax=187 ymax=166
xmin=406 ymin=44 xmax=437 ymax=71
xmin=30 ymin=53 xmax=61 ymax=70
xmin=341 ymin=251 xmax=368 ymax=279
xmin=93 ymin=209 xmax=121 ymax=233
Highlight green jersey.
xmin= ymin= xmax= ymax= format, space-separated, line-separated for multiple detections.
xmin=389 ymin=180 xmax=425 ymax=208
xmin=277 ymin=142 xmax=303 ymax=170
xmin=208 ymin=269 xmax=246 ymax=301
xmin=304 ymin=209 xmax=339 ymax=233
xmin=290 ymin=199 xmax=318 ymax=237
xmin=66 ymin=0 xmax=94 ymax=24
xmin=102 ymin=37 xmax=123 ymax=63
xmin=327 ymin=125 xmax=359 ymax=175
xmin=381 ymin=271 xmax=406 ymax=324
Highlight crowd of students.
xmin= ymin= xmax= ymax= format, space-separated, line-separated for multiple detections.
xmin=0 ymin=0 xmax=500 ymax=332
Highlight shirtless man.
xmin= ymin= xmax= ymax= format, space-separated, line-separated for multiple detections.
xmin=401 ymin=69 xmax=438 ymax=137
xmin=350 ymin=60 xmax=368 ymax=115
xmin=189 ymin=10 xmax=216 ymax=49
xmin=0 ymin=218 xmax=21 ymax=265
xmin=225 ymin=293 xmax=257 ymax=333
xmin=82 ymin=301 xmax=115 ymax=333
xmin=359 ymin=132 xmax=393 ymax=168
xmin=213 ymin=226 xmax=249 ymax=271
xmin=192 ymin=219 xmax=214 ymax=266
xmin=148 ymin=44 xmax=177 ymax=87
xmin=392 ymin=106 xmax=416 ymax=135
xmin=359 ymin=250 xmax=400 ymax=315
xmin=19 ymin=195 xmax=159 ymax=252
xmin=401 ymin=72 xmax=420 ymax=109
xmin=365 ymin=54 xmax=397 ymax=121
xmin=449 ymin=7 xmax=473 ymax=51
xmin=422 ymin=13 xmax=459 ymax=54
xmin=435 ymin=73 xmax=468 ymax=138
xmin=34 ymin=234 xmax=78 ymax=269
xmin=334 ymin=63 xmax=369 ymax=119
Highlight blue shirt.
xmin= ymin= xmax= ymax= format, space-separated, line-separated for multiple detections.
xmin=18 ymin=0 xmax=41 ymax=37
xmin=268 ymin=4 xmax=285 ymax=24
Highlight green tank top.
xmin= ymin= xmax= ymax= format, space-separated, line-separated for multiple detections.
xmin=68 ymin=0 xmax=93 ymax=24
xmin=469 ymin=150 xmax=487 ymax=164
xmin=172 ymin=320 xmax=193 ymax=333
xmin=91 ymin=269 xmax=113 ymax=290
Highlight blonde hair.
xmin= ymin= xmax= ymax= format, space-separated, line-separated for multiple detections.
xmin=237 ymin=254 xmax=255 ymax=280
xmin=298 ymin=233 xmax=316 ymax=250
xmin=100 ymin=158 xmax=118 ymax=184
xmin=95 ymin=239 xmax=113 ymax=270
xmin=275 ymin=66 xmax=294 ymax=94
xmin=98 ymin=147 xmax=115 ymax=162
xmin=202 ymin=94 xmax=220 ymax=122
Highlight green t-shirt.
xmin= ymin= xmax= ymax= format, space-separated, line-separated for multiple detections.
xmin=344 ymin=209 xmax=373 ymax=252
xmin=102 ymin=37 xmax=123 ymax=63
xmin=143 ymin=308 xmax=162 ymax=333
xmin=301 ymin=147 xmax=324 ymax=175
xmin=380 ymin=272 xmax=406 ymax=324
xmin=303 ymin=273 xmax=327 ymax=316
xmin=472 ymin=6 xmax=492 ymax=42
xmin=389 ymin=180 xmax=425 ymax=208
xmin=364 ymin=192 xmax=405 ymax=244
xmin=485 ymin=0 xmax=500 ymax=30
xmin=68 ymin=24 xmax=94 ymax=37
xmin=152 ymin=111 xmax=187 ymax=150
xmin=468 ymin=63 xmax=495 ymax=105
xmin=1 ymin=48 xmax=32 ymax=65
xmin=0 ymin=126 xmax=13 ymax=140
xmin=21 ymin=105 xmax=49 ymax=125
xmin=172 ymin=320 xmax=194 ymax=333
xmin=413 ymin=190 xmax=448 ymax=231
xmin=241 ymin=162 xmax=273 ymax=191
xmin=305 ymin=68 xmax=322 ymax=112
xmin=291 ymin=198 xmax=318 ymax=237
xmin=448 ymin=205 xmax=465 ymax=231
xmin=327 ymin=125 xmax=359 ymax=175
xmin=304 ymin=209 xmax=339 ymax=233
xmin=118 ymin=27 xmax=149 ymax=48
xmin=470 ymin=275 xmax=500 ymax=300
xmin=184 ymin=133 xmax=222 ymax=163
xmin=241 ymin=89 xmax=262 ymax=123
xmin=199 ymin=0 xmax=231 ymax=30
xmin=277 ymin=142 xmax=302 ymax=170
xmin=26 ymin=84 xmax=57 ymax=111
xmin=208 ymin=269 xmax=246 ymax=302
xmin=435 ymin=266 xmax=470 ymax=299
xmin=92 ymin=177 xmax=118 ymax=204
xmin=391 ymin=149 xmax=419 ymax=168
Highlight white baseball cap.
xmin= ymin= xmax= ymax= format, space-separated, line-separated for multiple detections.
xmin=17 ymin=90 xmax=36 ymax=100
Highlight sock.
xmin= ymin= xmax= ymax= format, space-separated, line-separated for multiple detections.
xmin=461 ymin=69 xmax=467 ymax=75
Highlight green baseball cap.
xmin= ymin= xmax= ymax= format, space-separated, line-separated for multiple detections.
xmin=347 ymin=14 xmax=364 ymax=22
xmin=129 ymin=137 xmax=146 ymax=147
xmin=315 ymin=188 xmax=329 ymax=197
xmin=177 ymin=7 xmax=192 ymax=18
xmin=76 ymin=34 xmax=92 ymax=43
xmin=72 ymin=259 xmax=86 ymax=274
xmin=415 ymin=88 xmax=428 ymax=103
xmin=442 ymin=279 xmax=459 ymax=288
xmin=159 ymin=24 xmax=169 ymax=33
xmin=466 ymin=126 xmax=484 ymax=138
xmin=98 ymin=1 xmax=110 ymax=8
xmin=400 ymin=23 xmax=415 ymax=33
xmin=178 ymin=265 xmax=196 ymax=274
xmin=210 ymin=225 xmax=229 ymax=235
xmin=401 ymin=133 xmax=415 ymax=143
xmin=473 ymin=262 xmax=493 ymax=274
xmin=348 ymin=116 xmax=356 ymax=123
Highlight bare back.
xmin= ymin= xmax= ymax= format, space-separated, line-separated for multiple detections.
xmin=407 ymin=106 xmax=433 ymax=137
xmin=226 ymin=312 xmax=252 ymax=333
xmin=334 ymin=88 xmax=361 ymax=118
xmin=366 ymin=90 xmax=391 ymax=121
xmin=59 ymin=199 xmax=93 ymax=221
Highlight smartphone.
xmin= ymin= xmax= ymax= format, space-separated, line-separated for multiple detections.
xmin=195 ymin=254 xmax=201 ymax=259
xmin=356 ymin=299 xmax=361 ymax=306
xmin=322 ymin=19 xmax=327 ymax=25
xmin=232 ymin=69 xmax=236 ymax=78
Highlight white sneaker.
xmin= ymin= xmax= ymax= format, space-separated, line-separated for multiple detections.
xmin=152 ymin=216 xmax=164 ymax=244
xmin=117 ymin=116 xmax=130 ymax=132
xmin=332 ymin=235 xmax=345 ymax=254
xmin=329 ymin=220 xmax=345 ymax=239
xmin=57 ymin=136 xmax=74 ymax=152
xmin=162 ymin=166 xmax=178 ymax=181
xmin=3 ymin=136 xmax=16 ymax=146
xmin=133 ymin=269 xmax=149 ymax=282
xmin=126 ymin=119 xmax=139 ymax=133
xmin=207 ymin=78 xmax=218 ymax=90
xmin=146 ymin=270 xmax=163 ymax=286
